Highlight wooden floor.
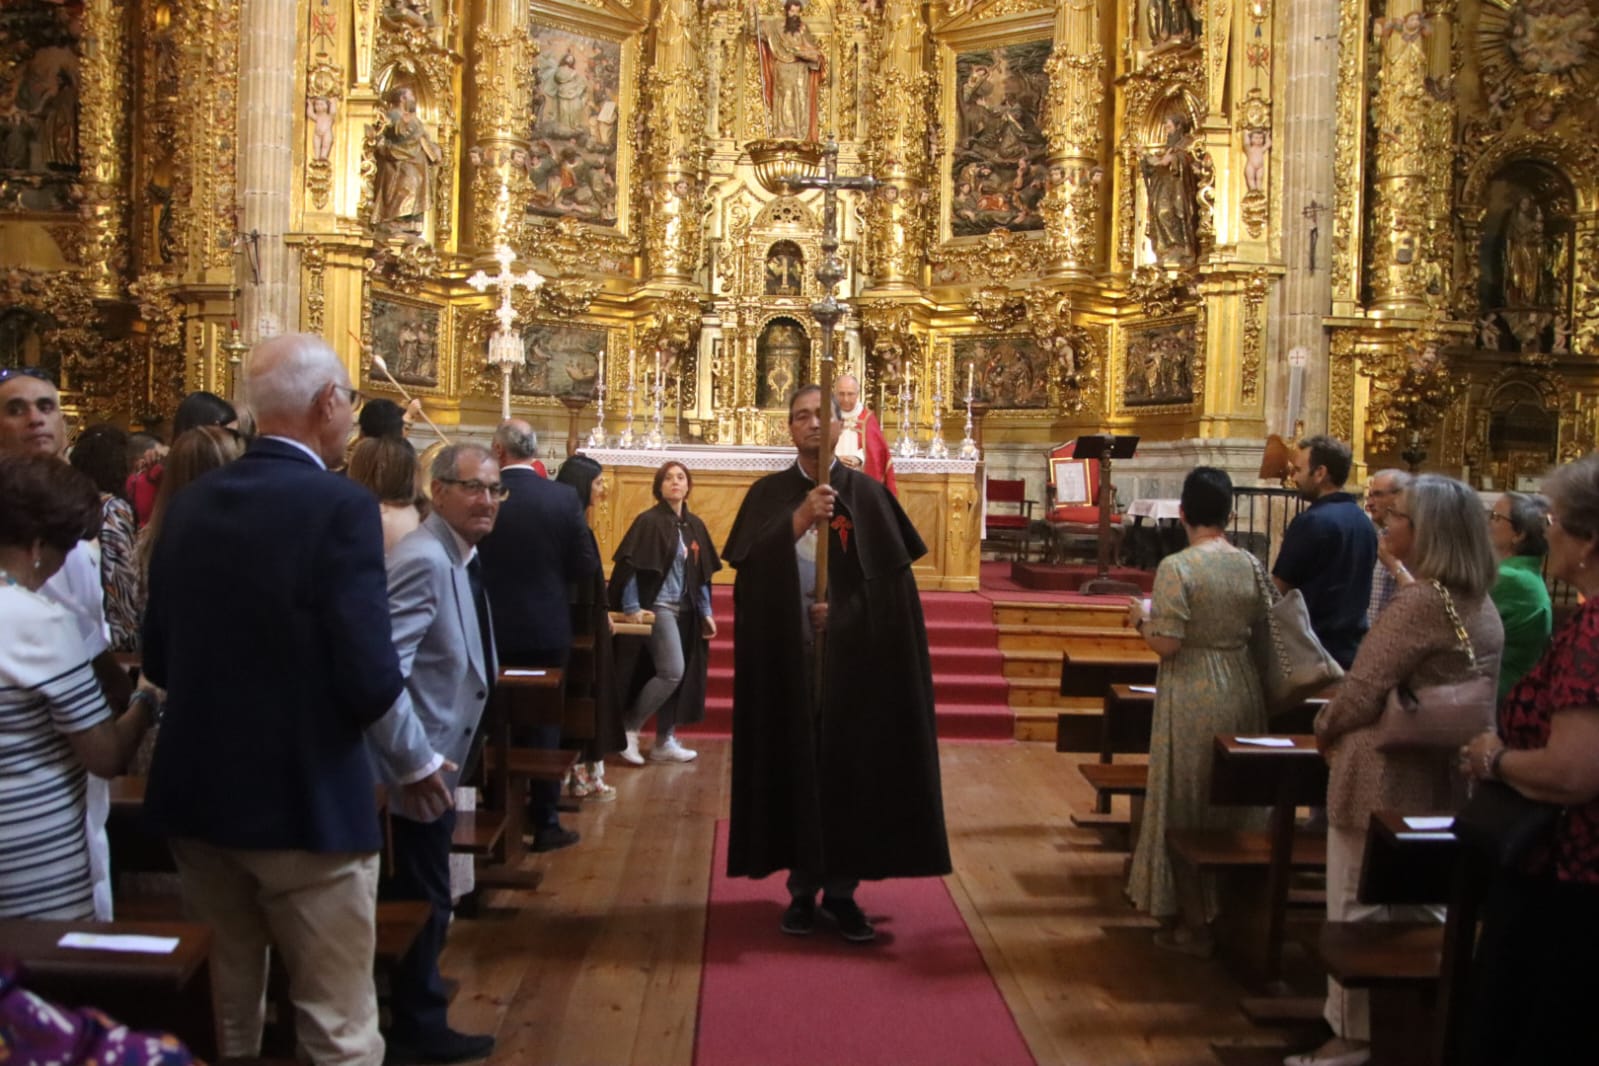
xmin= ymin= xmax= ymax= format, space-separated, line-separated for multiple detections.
xmin=443 ymin=740 xmax=1310 ymax=1065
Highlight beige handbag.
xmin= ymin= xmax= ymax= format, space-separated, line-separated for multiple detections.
xmin=1248 ymin=555 xmax=1345 ymax=712
xmin=1373 ymin=580 xmax=1498 ymax=752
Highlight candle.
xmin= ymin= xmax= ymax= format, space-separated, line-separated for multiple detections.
xmin=597 ymin=346 xmax=605 ymax=393
xmin=655 ymin=347 xmax=663 ymax=391
xmin=966 ymin=361 xmax=974 ymax=400
xmin=628 ymin=346 xmax=636 ymax=388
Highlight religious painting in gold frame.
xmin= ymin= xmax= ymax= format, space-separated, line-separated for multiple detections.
xmin=952 ymin=333 xmax=1050 ymax=409
xmin=362 ymin=289 xmax=454 ymax=400
xmin=1118 ymin=315 xmax=1201 ymax=413
xmin=513 ymin=323 xmax=608 ymax=399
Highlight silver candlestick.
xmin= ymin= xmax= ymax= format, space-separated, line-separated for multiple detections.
xmin=958 ymin=385 xmax=980 ymax=461
xmin=584 ymin=359 xmax=608 ymax=449
xmin=927 ymin=363 xmax=949 ymax=459
xmin=644 ymin=352 xmax=666 ymax=450
xmin=618 ymin=349 xmax=639 ymax=449
xmin=895 ymin=379 xmax=919 ymax=459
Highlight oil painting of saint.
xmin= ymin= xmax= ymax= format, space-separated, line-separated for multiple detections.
xmin=527 ymin=26 xmax=622 ymax=227
xmin=1123 ymin=322 xmax=1195 ymax=408
xmin=949 ymin=40 xmax=1051 ymax=239
xmin=954 ymin=335 xmax=1050 ymax=409
xmin=0 ymin=0 xmax=84 ymax=212
xmin=371 ymin=299 xmax=442 ymax=389
xmin=513 ymin=325 xmax=606 ymax=398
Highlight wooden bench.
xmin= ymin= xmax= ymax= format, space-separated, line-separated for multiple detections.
xmin=1167 ymin=734 xmax=1328 ymax=982
xmin=1077 ymin=761 xmax=1148 ymax=798
xmin=1 ymin=918 xmax=219 ymax=1060
xmin=474 ymin=668 xmax=579 ymax=889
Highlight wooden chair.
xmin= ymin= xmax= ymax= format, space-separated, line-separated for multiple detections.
xmin=1044 ymin=441 xmax=1124 ymax=565
xmin=982 ymin=477 xmax=1037 ymax=561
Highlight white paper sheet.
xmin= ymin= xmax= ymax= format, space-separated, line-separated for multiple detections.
xmin=501 ymin=669 xmax=547 ymax=677
xmin=1130 ymin=685 xmax=1157 ymax=694
xmin=58 ymin=932 xmax=180 ymax=954
xmin=1395 ymin=831 xmax=1456 ymax=842
xmin=1403 ymin=816 xmax=1455 ymax=831
xmin=1234 ymin=736 xmax=1295 ymax=748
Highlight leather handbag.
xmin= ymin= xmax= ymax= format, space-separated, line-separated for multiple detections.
xmin=1373 ymin=581 xmax=1498 ymax=753
xmin=1454 ymin=779 xmax=1560 ymax=869
xmin=1248 ymin=556 xmax=1345 ymax=712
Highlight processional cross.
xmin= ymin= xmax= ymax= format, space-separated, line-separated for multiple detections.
xmin=467 ymin=244 xmax=544 ymax=421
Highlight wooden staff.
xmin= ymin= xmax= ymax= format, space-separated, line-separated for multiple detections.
xmin=367 ymin=352 xmax=453 ymax=445
xmin=813 ymin=344 xmax=834 ymax=697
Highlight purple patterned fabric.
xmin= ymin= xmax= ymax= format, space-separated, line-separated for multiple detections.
xmin=0 ymin=957 xmax=196 ymax=1066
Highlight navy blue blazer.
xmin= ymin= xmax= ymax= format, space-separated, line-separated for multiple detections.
xmin=475 ymin=465 xmax=599 ymax=660
xmin=141 ymin=437 xmax=405 ymax=853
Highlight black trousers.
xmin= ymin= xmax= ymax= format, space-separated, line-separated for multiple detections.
xmin=380 ymin=809 xmax=456 ymax=1040
xmin=500 ymin=647 xmax=568 ymax=835
xmin=1462 ymin=871 xmax=1599 ymax=1065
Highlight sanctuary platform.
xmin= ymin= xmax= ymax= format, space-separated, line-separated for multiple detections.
xmin=579 ymin=445 xmax=982 ymax=592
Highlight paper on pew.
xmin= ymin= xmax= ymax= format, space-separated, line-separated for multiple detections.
xmin=1130 ymin=685 xmax=1157 ymax=694
xmin=1395 ymin=831 xmax=1456 ymax=841
xmin=58 ymin=932 xmax=180 ymax=954
xmin=1403 ymin=816 xmax=1454 ymax=831
xmin=1234 ymin=736 xmax=1295 ymax=747
xmin=502 ymin=669 xmax=547 ymax=678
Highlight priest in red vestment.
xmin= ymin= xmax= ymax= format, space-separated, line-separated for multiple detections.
xmin=832 ymin=374 xmax=896 ymax=496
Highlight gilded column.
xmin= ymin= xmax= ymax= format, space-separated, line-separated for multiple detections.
xmin=860 ymin=0 xmax=929 ymax=293
xmin=642 ymin=0 xmax=707 ymax=287
xmin=467 ymin=0 xmax=536 ymax=256
xmin=238 ymin=0 xmax=301 ymax=340
xmin=1041 ymin=0 xmax=1104 ymax=280
xmin=78 ymin=0 xmax=130 ymax=299
xmin=1366 ymin=4 xmax=1452 ymax=315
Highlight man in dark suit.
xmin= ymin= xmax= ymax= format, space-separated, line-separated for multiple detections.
xmin=369 ymin=442 xmax=502 ymax=1065
xmin=143 ymin=334 xmax=450 ymax=1066
xmin=479 ymin=418 xmax=598 ymax=852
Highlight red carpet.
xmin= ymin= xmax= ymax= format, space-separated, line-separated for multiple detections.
xmin=694 ymin=822 xmax=1036 ymax=1066
xmin=685 ymin=585 xmax=1014 ymax=741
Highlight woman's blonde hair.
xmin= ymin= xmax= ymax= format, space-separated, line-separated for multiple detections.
xmin=1402 ymin=474 xmax=1497 ymax=600
xmin=136 ymin=425 xmax=245 ymax=576
xmin=348 ymin=435 xmax=419 ymax=505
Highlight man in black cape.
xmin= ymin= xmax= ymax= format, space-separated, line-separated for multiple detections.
xmin=722 ymin=384 xmax=951 ymax=944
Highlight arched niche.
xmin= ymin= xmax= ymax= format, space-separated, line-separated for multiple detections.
xmin=765 ymin=240 xmax=804 ymax=296
xmin=0 ymin=308 xmax=53 ymax=377
xmin=756 ymin=315 xmax=810 ymax=408
xmin=1475 ymin=159 xmax=1576 ymax=354
xmin=1486 ymin=378 xmax=1559 ymax=485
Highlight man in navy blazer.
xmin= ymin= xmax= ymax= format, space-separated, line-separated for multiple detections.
xmin=368 ymin=442 xmax=502 ymax=1065
xmin=143 ymin=334 xmax=449 ymax=1066
xmin=478 ymin=419 xmax=598 ymax=851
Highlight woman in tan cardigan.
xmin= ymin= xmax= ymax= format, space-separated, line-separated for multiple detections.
xmin=1287 ymin=475 xmax=1503 ymax=1066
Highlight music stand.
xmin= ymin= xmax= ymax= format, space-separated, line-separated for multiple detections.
xmin=1074 ymin=433 xmax=1141 ymax=596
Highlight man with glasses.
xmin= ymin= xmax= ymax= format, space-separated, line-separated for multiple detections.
xmin=1364 ymin=468 xmax=1413 ymax=623
xmin=142 ymin=334 xmax=449 ymax=1066
xmin=367 ymin=443 xmax=503 ymax=1065
xmin=478 ymin=418 xmax=597 ymax=852
xmin=1 ymin=365 xmax=132 ymax=923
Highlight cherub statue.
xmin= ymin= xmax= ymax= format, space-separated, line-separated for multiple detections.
xmin=1243 ymin=129 xmax=1271 ymax=193
xmin=306 ymin=96 xmax=336 ymax=162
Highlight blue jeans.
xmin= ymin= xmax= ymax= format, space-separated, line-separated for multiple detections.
xmin=626 ymin=604 xmax=685 ymax=738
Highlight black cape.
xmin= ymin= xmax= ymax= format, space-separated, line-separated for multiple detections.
xmin=722 ymin=463 xmax=951 ymax=881
xmin=607 ymin=501 xmax=723 ymax=727
xmin=570 ymin=529 xmax=624 ymax=758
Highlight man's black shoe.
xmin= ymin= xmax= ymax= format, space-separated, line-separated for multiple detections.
xmin=531 ymin=825 xmax=581 ymax=852
xmin=780 ymin=896 xmax=816 ymax=936
xmin=819 ymin=896 xmax=877 ymax=943
xmin=384 ymin=1027 xmax=495 ymax=1065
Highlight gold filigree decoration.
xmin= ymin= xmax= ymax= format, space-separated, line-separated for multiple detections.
xmin=858 ymin=300 xmax=922 ymax=398
xmin=302 ymin=238 xmax=328 ymax=334
xmin=1126 ymin=265 xmax=1200 ymax=316
xmin=1239 ymin=269 xmax=1269 ymax=405
xmin=305 ymin=59 xmax=346 ymax=211
xmin=365 ymin=240 xmax=441 ymax=295
xmin=1329 ymin=0 xmax=1364 ymax=307
xmin=929 ymin=230 xmax=1047 ymax=286
xmin=128 ymin=272 xmax=186 ymax=418
xmin=1327 ymin=329 xmax=1358 ymax=442
xmin=1362 ymin=315 xmax=1465 ymax=453
xmin=960 ymin=288 xmax=1098 ymax=413
xmin=638 ymin=290 xmax=705 ymax=407
xmin=537 ymin=278 xmax=601 ymax=319
xmin=0 ymin=270 xmax=123 ymax=419
xmin=525 ymin=216 xmax=640 ymax=277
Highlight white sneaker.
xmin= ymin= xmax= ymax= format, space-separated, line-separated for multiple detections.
xmin=649 ymin=737 xmax=697 ymax=763
xmin=619 ymin=731 xmax=644 ymax=766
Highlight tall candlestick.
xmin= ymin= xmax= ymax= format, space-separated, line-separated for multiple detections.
xmin=966 ymin=361 xmax=974 ymax=402
xmin=619 ymin=346 xmax=639 ymax=449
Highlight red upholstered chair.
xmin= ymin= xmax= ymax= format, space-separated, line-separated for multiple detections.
xmin=1044 ymin=441 xmax=1124 ymax=564
xmin=983 ymin=477 xmax=1037 ymax=561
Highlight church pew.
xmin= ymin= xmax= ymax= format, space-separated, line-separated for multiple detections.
xmin=475 ymin=667 xmax=578 ymax=889
xmin=1 ymin=917 xmax=219 ymax=1060
xmin=1168 ymin=735 xmax=1329 ymax=982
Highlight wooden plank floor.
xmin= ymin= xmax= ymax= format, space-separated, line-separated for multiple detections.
xmin=442 ymin=740 xmax=1299 ymax=1065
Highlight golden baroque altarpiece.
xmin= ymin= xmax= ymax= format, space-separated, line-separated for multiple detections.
xmin=0 ymin=0 xmax=1593 ymax=482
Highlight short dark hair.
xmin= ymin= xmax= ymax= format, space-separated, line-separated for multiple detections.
xmin=556 ymin=454 xmax=603 ymax=509
xmin=651 ymin=460 xmax=692 ymax=503
xmin=1180 ymin=466 xmax=1233 ymax=529
xmin=788 ymin=384 xmax=842 ymax=419
xmin=0 ymin=455 xmax=101 ymax=553
xmin=348 ymin=435 xmax=419 ymax=504
xmin=173 ymin=390 xmax=238 ymax=436
xmin=69 ymin=423 xmax=131 ymax=497
xmin=1502 ymin=491 xmax=1550 ymax=557
xmin=1297 ymin=433 xmax=1353 ymax=487
xmin=358 ymin=398 xmax=407 ymax=440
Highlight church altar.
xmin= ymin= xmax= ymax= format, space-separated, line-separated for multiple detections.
xmin=580 ymin=446 xmax=981 ymax=592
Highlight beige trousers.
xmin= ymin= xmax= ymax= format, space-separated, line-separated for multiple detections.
xmin=1323 ymin=825 xmax=1443 ymax=1041
xmin=170 ymin=838 xmax=383 ymax=1066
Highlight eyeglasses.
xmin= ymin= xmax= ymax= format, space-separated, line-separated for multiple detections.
xmin=0 ymin=366 xmax=54 ymax=386
xmin=438 ymin=477 xmax=509 ymax=502
xmin=1486 ymin=510 xmax=1511 ymax=523
xmin=330 ymin=383 xmax=363 ymax=407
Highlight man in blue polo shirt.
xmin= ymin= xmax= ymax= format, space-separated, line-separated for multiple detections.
xmin=1272 ymin=434 xmax=1377 ymax=669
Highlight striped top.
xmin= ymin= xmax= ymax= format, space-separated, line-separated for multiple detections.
xmin=0 ymin=583 xmax=113 ymax=919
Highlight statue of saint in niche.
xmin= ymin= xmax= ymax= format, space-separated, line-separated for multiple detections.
xmin=765 ymin=242 xmax=804 ymax=296
xmin=1502 ymin=196 xmax=1548 ymax=308
xmin=1140 ymin=113 xmax=1199 ymax=267
xmin=371 ymin=86 xmax=441 ymax=238
xmin=758 ymin=0 xmax=826 ymax=142
xmin=758 ymin=319 xmax=808 ymax=407
xmin=1147 ymin=0 xmax=1200 ymax=47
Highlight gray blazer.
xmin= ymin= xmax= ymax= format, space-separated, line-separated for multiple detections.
xmin=367 ymin=512 xmax=498 ymax=821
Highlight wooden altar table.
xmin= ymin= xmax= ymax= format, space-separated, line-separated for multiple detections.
xmin=579 ymin=446 xmax=981 ymax=591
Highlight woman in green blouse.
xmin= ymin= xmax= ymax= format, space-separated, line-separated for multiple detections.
xmin=1487 ymin=491 xmax=1554 ymax=700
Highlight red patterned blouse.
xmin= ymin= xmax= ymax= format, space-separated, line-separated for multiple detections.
xmin=1499 ymin=598 xmax=1599 ymax=885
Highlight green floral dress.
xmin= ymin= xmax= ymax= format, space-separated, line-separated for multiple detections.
xmin=1127 ymin=541 xmax=1270 ymax=920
